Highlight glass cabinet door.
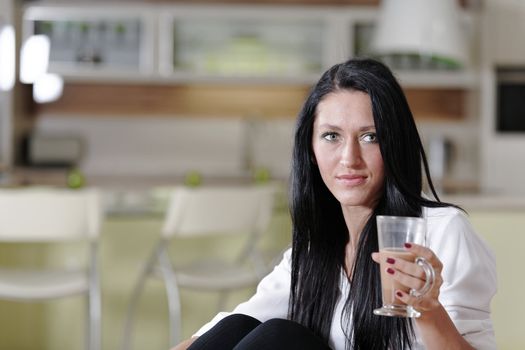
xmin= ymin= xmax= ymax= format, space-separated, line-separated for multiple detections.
xmin=160 ymin=11 xmax=330 ymax=83
xmin=23 ymin=6 xmax=155 ymax=80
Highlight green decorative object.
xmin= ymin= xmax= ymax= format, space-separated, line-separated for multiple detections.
xmin=184 ymin=171 xmax=202 ymax=187
xmin=115 ymin=22 xmax=126 ymax=35
xmin=67 ymin=168 xmax=85 ymax=189
xmin=253 ymin=167 xmax=271 ymax=184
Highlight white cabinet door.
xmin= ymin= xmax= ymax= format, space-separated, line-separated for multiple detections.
xmin=486 ymin=0 xmax=525 ymax=65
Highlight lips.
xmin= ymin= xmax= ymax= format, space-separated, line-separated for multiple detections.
xmin=336 ymin=174 xmax=367 ymax=186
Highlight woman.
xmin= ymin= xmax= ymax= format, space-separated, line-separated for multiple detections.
xmin=174 ymin=59 xmax=496 ymax=349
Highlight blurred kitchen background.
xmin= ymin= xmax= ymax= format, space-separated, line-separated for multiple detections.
xmin=1 ymin=0 xmax=525 ymax=349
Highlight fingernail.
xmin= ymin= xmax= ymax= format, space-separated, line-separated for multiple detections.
xmin=396 ymin=291 xmax=403 ymax=298
xmin=404 ymin=243 xmax=412 ymax=249
xmin=387 ymin=267 xmax=395 ymax=275
xmin=386 ymin=257 xmax=395 ymax=264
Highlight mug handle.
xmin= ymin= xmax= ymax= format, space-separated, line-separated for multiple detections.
xmin=409 ymin=257 xmax=435 ymax=298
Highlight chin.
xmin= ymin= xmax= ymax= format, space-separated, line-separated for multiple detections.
xmin=337 ymin=196 xmax=368 ymax=208
xmin=335 ymin=191 xmax=379 ymax=209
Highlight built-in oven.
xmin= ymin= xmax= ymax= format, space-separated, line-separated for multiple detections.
xmin=496 ymin=67 xmax=525 ymax=133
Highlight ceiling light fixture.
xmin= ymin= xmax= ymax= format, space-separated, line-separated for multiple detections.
xmin=371 ymin=0 xmax=468 ymax=68
xmin=0 ymin=24 xmax=15 ymax=91
xmin=20 ymin=34 xmax=50 ymax=84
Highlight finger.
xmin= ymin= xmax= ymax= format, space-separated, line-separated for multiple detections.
xmin=393 ymin=289 xmax=421 ymax=308
xmin=386 ymin=262 xmax=444 ymax=300
xmin=386 ymin=266 xmax=426 ymax=291
xmin=394 ymin=289 xmax=440 ymax=312
xmin=393 ymin=289 xmax=411 ymax=305
xmin=404 ymin=243 xmax=443 ymax=271
xmin=384 ymin=255 xmax=426 ymax=279
xmin=371 ymin=252 xmax=380 ymax=263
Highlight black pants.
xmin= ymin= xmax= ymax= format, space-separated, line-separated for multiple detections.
xmin=188 ymin=314 xmax=332 ymax=350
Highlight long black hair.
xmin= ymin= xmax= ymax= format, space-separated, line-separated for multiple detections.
xmin=288 ymin=58 xmax=454 ymax=349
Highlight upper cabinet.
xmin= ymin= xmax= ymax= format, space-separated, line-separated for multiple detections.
xmin=157 ymin=6 xmax=337 ymax=84
xmin=484 ymin=0 xmax=525 ymax=65
xmin=22 ymin=3 xmax=480 ymax=88
xmin=23 ymin=4 xmax=157 ymax=82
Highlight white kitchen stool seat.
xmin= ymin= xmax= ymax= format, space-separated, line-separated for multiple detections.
xmin=122 ymin=184 xmax=276 ymax=350
xmin=0 ymin=188 xmax=102 ymax=350
xmin=0 ymin=269 xmax=89 ymax=299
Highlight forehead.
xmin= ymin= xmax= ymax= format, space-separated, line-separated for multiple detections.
xmin=315 ymin=90 xmax=374 ymax=126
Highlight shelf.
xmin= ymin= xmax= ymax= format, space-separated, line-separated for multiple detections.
xmin=394 ymin=70 xmax=479 ymax=89
xmin=157 ymin=72 xmax=320 ymax=86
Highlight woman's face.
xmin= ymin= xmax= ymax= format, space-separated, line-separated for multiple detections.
xmin=312 ymin=90 xmax=385 ymax=210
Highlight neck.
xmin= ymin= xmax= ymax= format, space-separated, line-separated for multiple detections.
xmin=341 ymin=205 xmax=373 ymax=248
xmin=341 ymin=205 xmax=374 ymax=277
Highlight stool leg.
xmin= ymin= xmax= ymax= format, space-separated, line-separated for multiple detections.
xmin=158 ymin=247 xmax=182 ymax=346
xmin=121 ymin=243 xmax=163 ymax=350
xmin=87 ymin=242 xmax=101 ymax=350
xmin=216 ymin=290 xmax=229 ymax=312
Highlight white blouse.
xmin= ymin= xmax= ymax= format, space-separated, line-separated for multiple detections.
xmin=194 ymin=206 xmax=497 ymax=349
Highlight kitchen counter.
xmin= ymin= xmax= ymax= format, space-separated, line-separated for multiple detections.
xmin=4 ymin=167 xmax=290 ymax=215
xmin=4 ymin=167 xmax=525 ymax=212
xmin=442 ymin=193 xmax=525 ymax=211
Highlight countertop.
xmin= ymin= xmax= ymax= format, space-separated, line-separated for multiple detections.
xmin=4 ymin=168 xmax=525 ymax=212
xmin=441 ymin=193 xmax=525 ymax=211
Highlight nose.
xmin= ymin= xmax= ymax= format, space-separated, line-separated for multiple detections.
xmin=340 ymin=139 xmax=362 ymax=167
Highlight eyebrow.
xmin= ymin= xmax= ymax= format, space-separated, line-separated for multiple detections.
xmin=317 ymin=123 xmax=376 ymax=132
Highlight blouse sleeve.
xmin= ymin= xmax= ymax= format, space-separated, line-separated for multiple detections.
xmin=193 ymin=248 xmax=292 ymax=337
xmin=426 ymin=208 xmax=497 ymax=350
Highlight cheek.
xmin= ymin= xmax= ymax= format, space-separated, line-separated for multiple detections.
xmin=370 ymin=152 xmax=385 ymax=179
xmin=313 ymin=147 xmax=335 ymax=174
xmin=311 ymin=142 xmax=323 ymax=168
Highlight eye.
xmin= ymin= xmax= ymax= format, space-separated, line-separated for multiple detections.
xmin=321 ymin=132 xmax=339 ymax=142
xmin=361 ymin=132 xmax=378 ymax=143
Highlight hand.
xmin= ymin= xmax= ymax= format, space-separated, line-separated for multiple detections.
xmin=371 ymin=243 xmax=443 ymax=313
xmin=170 ymin=337 xmax=198 ymax=350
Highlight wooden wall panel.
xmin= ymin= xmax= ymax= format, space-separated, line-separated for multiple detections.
xmin=144 ymin=0 xmax=470 ymax=8
xmin=145 ymin=0 xmax=380 ymax=5
xmin=405 ymin=89 xmax=465 ymax=120
xmin=35 ymin=83 xmax=466 ymax=121
xmin=35 ymin=83 xmax=311 ymax=118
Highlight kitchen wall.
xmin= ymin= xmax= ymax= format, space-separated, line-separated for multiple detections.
xmin=34 ymin=114 xmax=295 ymax=180
xmin=8 ymin=1 xmax=524 ymax=195
xmin=479 ymin=0 xmax=525 ymax=195
xmin=9 ymin=0 xmax=492 ymax=195
xmin=10 ymin=0 xmax=521 ymax=199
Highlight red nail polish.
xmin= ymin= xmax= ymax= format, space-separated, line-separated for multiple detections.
xmin=387 ymin=268 xmax=395 ymax=275
xmin=404 ymin=243 xmax=412 ymax=249
xmin=396 ymin=291 xmax=403 ymax=298
xmin=386 ymin=257 xmax=395 ymax=264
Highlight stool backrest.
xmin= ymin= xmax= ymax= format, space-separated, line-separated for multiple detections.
xmin=161 ymin=185 xmax=274 ymax=239
xmin=0 ymin=188 xmax=101 ymax=242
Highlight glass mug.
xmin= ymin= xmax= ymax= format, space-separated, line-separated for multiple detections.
xmin=373 ymin=215 xmax=435 ymax=318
